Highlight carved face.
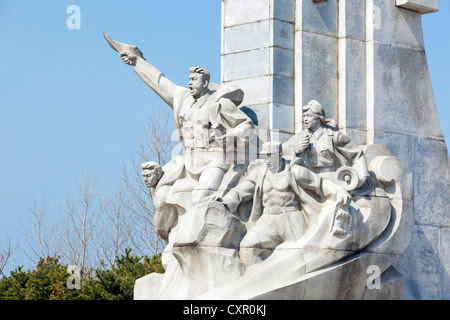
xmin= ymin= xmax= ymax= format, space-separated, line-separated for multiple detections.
xmin=188 ymin=73 xmax=208 ymax=98
xmin=263 ymin=153 xmax=282 ymax=170
xmin=142 ymin=169 xmax=161 ymax=188
xmin=303 ymin=110 xmax=321 ymax=132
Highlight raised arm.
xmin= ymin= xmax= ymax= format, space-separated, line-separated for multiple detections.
xmin=120 ymin=52 xmax=180 ymax=109
xmin=291 ymin=164 xmax=351 ymax=207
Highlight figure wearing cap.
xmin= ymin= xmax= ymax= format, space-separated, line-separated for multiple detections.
xmin=214 ymin=142 xmax=351 ymax=267
xmin=283 ymin=100 xmax=369 ymax=190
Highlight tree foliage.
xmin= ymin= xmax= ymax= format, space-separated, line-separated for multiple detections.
xmin=0 ymin=250 xmax=164 ymax=300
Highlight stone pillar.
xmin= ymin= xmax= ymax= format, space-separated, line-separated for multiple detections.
xmin=221 ymin=0 xmax=296 ymax=143
xmin=365 ymin=0 xmax=448 ymax=300
xmin=294 ymin=0 xmax=339 ymax=134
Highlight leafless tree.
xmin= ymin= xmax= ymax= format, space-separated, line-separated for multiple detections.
xmin=0 ymin=237 xmax=15 ymax=277
xmin=21 ymin=194 xmax=54 ymax=265
xmin=97 ymin=182 xmax=133 ymax=268
xmin=18 ymin=108 xmax=175 ymax=272
xmin=138 ymin=107 xmax=174 ymax=166
xmin=54 ymin=172 xmax=105 ymax=274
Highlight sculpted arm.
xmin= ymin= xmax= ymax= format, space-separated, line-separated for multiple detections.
xmin=222 ymin=179 xmax=256 ymax=214
xmin=291 ymin=165 xmax=351 ymax=207
xmin=282 ymin=131 xmax=310 ymax=159
xmin=291 ymin=165 xmax=322 ymax=192
xmin=215 ymin=177 xmax=256 ymax=214
xmin=120 ymin=52 xmax=181 ymax=109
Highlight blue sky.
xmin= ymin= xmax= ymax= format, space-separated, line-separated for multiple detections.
xmin=0 ymin=1 xmax=449 ymax=273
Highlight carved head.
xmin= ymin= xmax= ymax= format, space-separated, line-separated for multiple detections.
xmin=260 ymin=142 xmax=283 ymax=168
xmin=302 ymin=100 xmax=325 ymax=132
xmin=141 ymin=161 xmax=163 ymax=188
xmin=188 ymin=66 xmax=210 ymax=99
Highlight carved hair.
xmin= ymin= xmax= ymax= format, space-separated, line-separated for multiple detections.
xmin=189 ymin=66 xmax=210 ymax=82
xmin=303 ymin=100 xmax=337 ymax=129
xmin=141 ymin=161 xmax=163 ymax=175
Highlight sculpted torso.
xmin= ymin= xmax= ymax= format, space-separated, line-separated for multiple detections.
xmin=262 ymin=170 xmax=299 ymax=209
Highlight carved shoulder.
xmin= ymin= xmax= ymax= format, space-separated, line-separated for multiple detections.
xmin=247 ymin=160 xmax=267 ymax=179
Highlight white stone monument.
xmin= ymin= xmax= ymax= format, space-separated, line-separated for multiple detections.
xmin=105 ymin=0 xmax=448 ymax=300
xmin=221 ymin=0 xmax=448 ymax=300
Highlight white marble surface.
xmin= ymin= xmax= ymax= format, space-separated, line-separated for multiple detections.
xmin=221 ymin=0 xmax=448 ymax=300
xmin=396 ymin=0 xmax=439 ymax=14
xmin=222 ymin=0 xmax=295 ymax=140
xmin=123 ymin=0 xmax=448 ymax=300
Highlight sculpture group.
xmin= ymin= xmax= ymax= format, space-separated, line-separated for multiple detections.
xmin=105 ymin=33 xmax=412 ymax=300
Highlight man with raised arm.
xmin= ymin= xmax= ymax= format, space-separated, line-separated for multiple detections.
xmin=111 ymin=37 xmax=254 ymax=205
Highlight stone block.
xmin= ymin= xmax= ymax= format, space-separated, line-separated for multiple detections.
xmin=270 ymin=103 xmax=294 ymax=134
xmin=272 ymin=19 xmax=295 ymax=50
xmin=396 ymin=0 xmax=439 ymax=14
xmin=272 ymin=75 xmax=294 ymax=105
xmin=373 ymin=131 xmax=414 ymax=171
xmin=341 ymin=38 xmax=367 ymax=130
xmin=223 ymin=48 xmax=270 ymax=81
xmin=296 ymin=31 xmax=338 ymax=121
xmin=134 ymin=273 xmax=164 ymax=300
xmin=374 ymin=0 xmax=425 ymax=49
xmin=223 ymin=43 xmax=293 ymax=82
xmin=297 ymin=252 xmax=400 ymax=300
xmin=372 ymin=42 xmax=442 ymax=139
xmin=174 ymin=202 xmax=245 ymax=248
xmin=272 ymin=47 xmax=294 ymax=77
xmin=441 ymin=228 xmax=450 ymax=300
xmin=345 ymin=128 xmax=367 ymax=147
xmin=395 ymin=225 xmax=442 ymax=299
xmin=224 ymin=76 xmax=271 ymax=106
xmin=296 ymin=0 xmax=338 ymax=36
xmin=222 ymin=0 xmax=270 ymax=27
xmin=223 ymin=20 xmax=270 ymax=54
xmin=413 ymin=138 xmax=450 ymax=227
xmin=271 ymin=0 xmax=295 ymax=22
xmin=363 ymin=266 xmax=404 ymax=300
xmin=340 ymin=0 xmax=366 ymax=41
